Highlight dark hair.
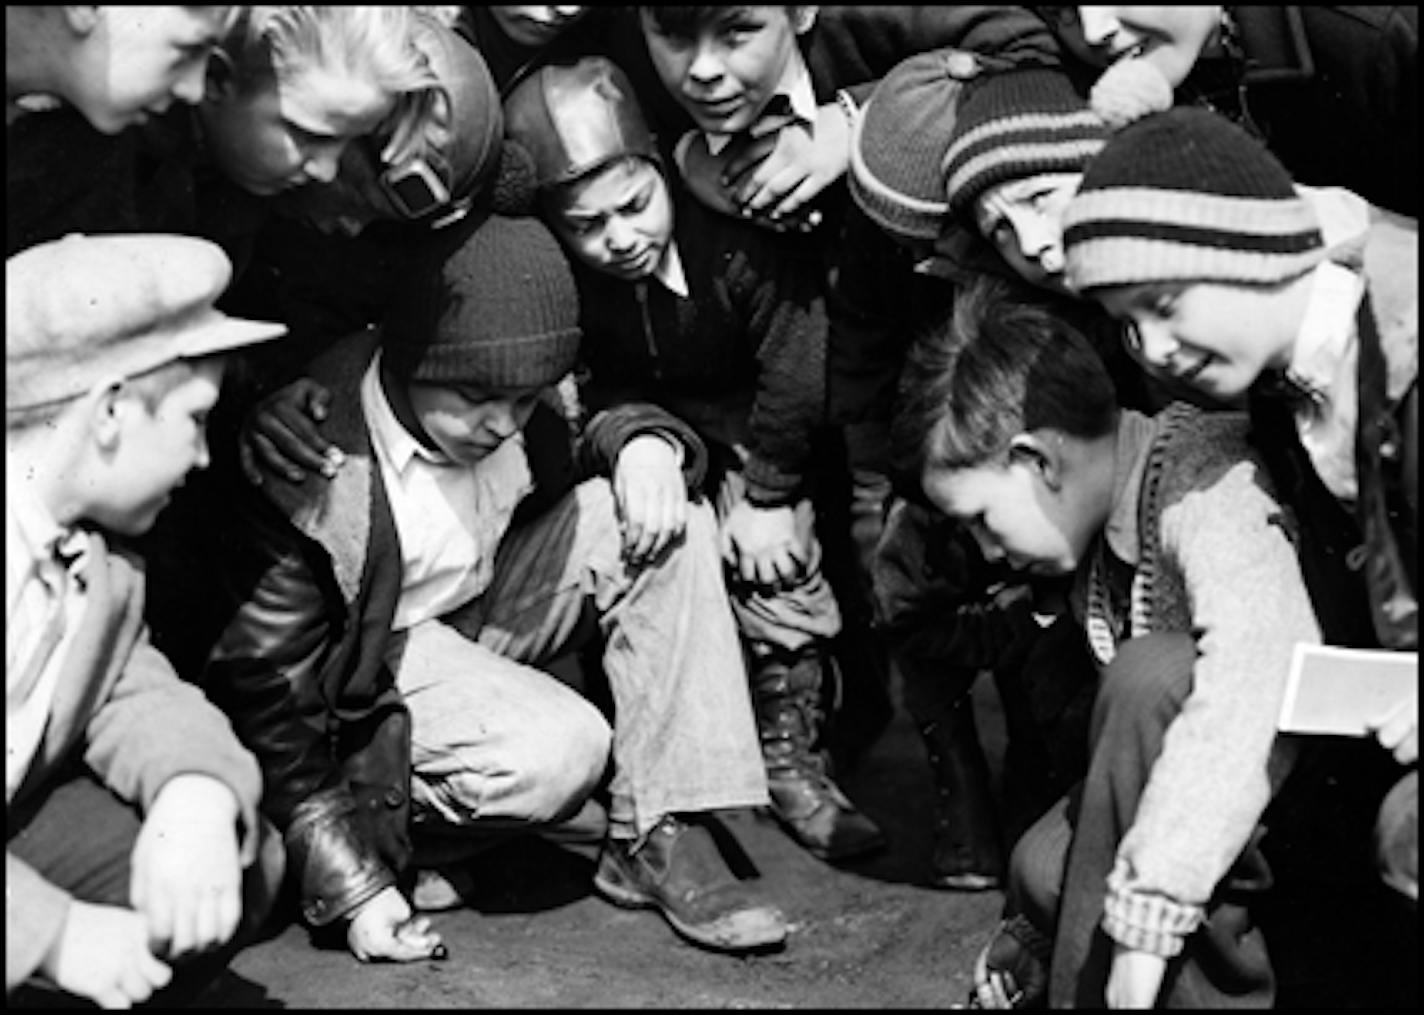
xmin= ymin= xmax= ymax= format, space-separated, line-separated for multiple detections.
xmin=640 ymin=6 xmax=804 ymax=40
xmin=891 ymin=275 xmax=1117 ymax=476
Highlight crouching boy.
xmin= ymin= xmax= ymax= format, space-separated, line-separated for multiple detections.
xmin=6 ymin=234 xmax=285 ymax=1007
xmin=198 ymin=212 xmax=787 ymax=958
xmin=894 ymin=277 xmax=1321 ymax=1007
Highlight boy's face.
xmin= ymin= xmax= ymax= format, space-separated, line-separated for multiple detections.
xmin=921 ymin=452 xmax=1095 ymax=577
xmin=640 ymin=6 xmax=815 ymax=135
xmin=1095 ymin=281 xmax=1292 ymax=401
xmin=489 ymin=6 xmax=590 ymax=48
xmin=200 ymin=63 xmax=396 ymax=196
xmin=549 ymin=160 xmax=675 ymax=281
xmin=67 ymin=6 xmax=229 ymax=133
xmin=94 ymin=360 xmax=223 ymax=536
xmin=404 ymin=381 xmax=542 ymax=466
xmin=1055 ymin=6 xmax=1220 ymax=89
xmin=973 ymin=172 xmax=1081 ymax=296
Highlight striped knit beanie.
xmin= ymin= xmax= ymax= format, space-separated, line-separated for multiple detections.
xmin=942 ymin=68 xmax=1108 ymax=219
xmin=1063 ymin=106 xmax=1325 ymax=291
xmin=848 ymin=49 xmax=979 ymax=243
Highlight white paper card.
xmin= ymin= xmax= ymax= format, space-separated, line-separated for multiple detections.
xmin=1277 ymin=643 xmax=1418 ymax=736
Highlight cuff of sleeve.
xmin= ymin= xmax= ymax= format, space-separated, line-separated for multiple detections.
xmin=742 ymin=454 xmax=804 ymax=507
xmin=1102 ymin=865 xmax=1205 ymax=958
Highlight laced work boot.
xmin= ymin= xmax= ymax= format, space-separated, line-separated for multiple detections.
xmin=752 ymin=646 xmax=885 ymax=861
xmin=920 ymin=694 xmax=1004 ymax=890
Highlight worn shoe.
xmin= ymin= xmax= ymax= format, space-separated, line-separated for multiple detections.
xmin=766 ymin=763 xmax=887 ymax=861
xmin=967 ymin=914 xmax=1051 ymax=1009
xmin=593 ymin=814 xmax=788 ymax=953
xmin=920 ymin=703 xmax=1004 ymax=890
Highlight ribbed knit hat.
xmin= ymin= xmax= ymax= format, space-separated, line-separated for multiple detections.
xmin=1062 ymin=106 xmax=1325 ymax=291
xmin=383 ymin=213 xmax=580 ymax=388
xmin=848 ymin=49 xmax=980 ymax=243
xmin=942 ymin=68 xmax=1108 ymax=219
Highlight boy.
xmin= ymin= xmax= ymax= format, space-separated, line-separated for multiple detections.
xmin=1062 ymin=102 xmax=1418 ymax=947
xmin=196 ymin=211 xmax=788 ymax=957
xmin=894 ymin=276 xmax=1322 ymax=1007
xmin=5 ymin=6 xmax=234 ymax=133
xmin=504 ymin=56 xmax=884 ymax=863
xmin=6 ymin=233 xmax=285 ymax=1006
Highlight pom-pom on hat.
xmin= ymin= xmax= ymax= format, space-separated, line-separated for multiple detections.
xmin=847 ymin=49 xmax=981 ymax=244
xmin=502 ymin=56 xmax=659 ymax=192
xmin=7 ymin=233 xmax=285 ymax=412
xmin=383 ymin=213 xmax=580 ymax=389
xmin=942 ymin=67 xmax=1108 ymax=219
xmin=1062 ymin=106 xmax=1326 ymax=292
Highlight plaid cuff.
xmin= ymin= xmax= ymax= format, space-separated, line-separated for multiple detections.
xmin=1102 ymin=864 xmax=1205 ymax=958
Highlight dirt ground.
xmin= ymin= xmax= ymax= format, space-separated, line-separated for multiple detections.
xmin=185 ymin=668 xmax=1414 ymax=1010
xmin=194 ymin=671 xmax=1008 ymax=1009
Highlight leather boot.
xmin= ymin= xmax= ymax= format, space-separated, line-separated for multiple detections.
xmin=920 ymin=694 xmax=1004 ymax=890
xmin=752 ymin=646 xmax=886 ymax=861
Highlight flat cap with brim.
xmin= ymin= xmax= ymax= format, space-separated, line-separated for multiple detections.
xmin=7 ymin=233 xmax=286 ymax=411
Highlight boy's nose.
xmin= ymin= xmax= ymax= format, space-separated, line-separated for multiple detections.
xmin=171 ymin=61 xmax=208 ymax=105
xmin=1133 ymin=320 xmax=1179 ymax=367
xmin=686 ymin=42 xmax=724 ymax=84
xmin=1077 ymin=7 xmax=1122 ymax=46
xmin=304 ymin=149 xmax=342 ymax=185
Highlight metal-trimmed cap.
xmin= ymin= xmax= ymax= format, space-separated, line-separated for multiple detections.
xmin=503 ymin=56 xmax=658 ymax=191
xmin=7 ymin=233 xmax=286 ymax=411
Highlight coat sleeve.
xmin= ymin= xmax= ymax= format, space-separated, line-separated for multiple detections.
xmin=200 ymin=497 xmax=397 ymax=926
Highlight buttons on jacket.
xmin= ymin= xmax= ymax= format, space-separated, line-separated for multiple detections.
xmin=384 ymin=787 xmax=405 ymax=808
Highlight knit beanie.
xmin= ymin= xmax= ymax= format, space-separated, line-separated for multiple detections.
xmin=848 ymin=49 xmax=980 ymax=243
xmin=383 ymin=213 xmax=580 ymax=388
xmin=941 ymin=68 xmax=1108 ymax=219
xmin=1062 ymin=106 xmax=1325 ymax=292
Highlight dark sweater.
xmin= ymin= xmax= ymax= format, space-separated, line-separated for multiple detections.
xmin=574 ymin=183 xmax=829 ymax=507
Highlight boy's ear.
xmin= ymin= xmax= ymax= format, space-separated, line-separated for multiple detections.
xmin=791 ymin=6 xmax=819 ymax=35
xmin=62 ymin=6 xmax=101 ymax=38
xmin=1007 ymin=431 xmax=1064 ymax=492
xmin=204 ymin=48 xmax=239 ymax=103
xmin=89 ymin=381 xmax=128 ymax=452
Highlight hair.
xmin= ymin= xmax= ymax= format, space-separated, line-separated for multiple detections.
xmin=640 ymin=6 xmax=807 ymax=39
xmin=220 ymin=6 xmax=445 ymax=165
xmin=891 ymin=275 xmax=1118 ymax=477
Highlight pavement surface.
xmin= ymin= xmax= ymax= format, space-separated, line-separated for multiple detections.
xmin=194 ymin=670 xmax=1009 ymax=1009
xmin=180 ymin=666 xmax=1415 ymax=1010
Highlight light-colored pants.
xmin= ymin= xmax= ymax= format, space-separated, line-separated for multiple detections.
xmin=386 ymin=478 xmax=768 ymax=840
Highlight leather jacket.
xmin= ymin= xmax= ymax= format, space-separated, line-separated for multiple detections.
xmin=199 ymin=327 xmax=709 ymax=926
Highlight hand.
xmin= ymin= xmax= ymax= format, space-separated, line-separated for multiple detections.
xmin=613 ymin=435 xmax=689 ymax=566
xmin=720 ymin=498 xmax=814 ymax=590
xmin=41 ymin=900 xmax=173 ymax=1009
xmin=238 ymin=378 xmax=345 ymax=486
xmin=718 ymin=100 xmax=851 ymax=223
xmin=677 ymin=132 xmax=822 ymax=234
xmin=1105 ymin=943 xmax=1167 ymax=1008
xmin=346 ymin=886 xmax=444 ymax=963
xmin=130 ymin=774 xmax=243 ymax=960
xmin=1090 ymin=58 xmax=1174 ymax=129
xmin=1368 ymin=691 xmax=1418 ymax=766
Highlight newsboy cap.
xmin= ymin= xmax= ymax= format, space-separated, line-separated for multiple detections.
xmin=7 ymin=233 xmax=285 ymax=411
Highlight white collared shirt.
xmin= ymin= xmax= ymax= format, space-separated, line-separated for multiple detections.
xmin=1288 ymin=260 xmax=1365 ymax=502
xmin=6 ymin=479 xmax=90 ymax=803
xmin=361 ymin=354 xmax=534 ymax=631
xmin=650 ymin=239 xmax=690 ymax=298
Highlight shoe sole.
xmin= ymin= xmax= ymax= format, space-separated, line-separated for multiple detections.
xmin=592 ymin=868 xmax=788 ymax=952
xmin=928 ymin=871 xmax=1002 ymax=892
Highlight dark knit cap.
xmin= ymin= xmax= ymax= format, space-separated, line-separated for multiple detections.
xmin=384 ymin=213 xmax=580 ymax=388
xmin=848 ymin=49 xmax=980 ymax=243
xmin=942 ymin=68 xmax=1108 ymax=218
xmin=1063 ymin=107 xmax=1325 ymax=291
